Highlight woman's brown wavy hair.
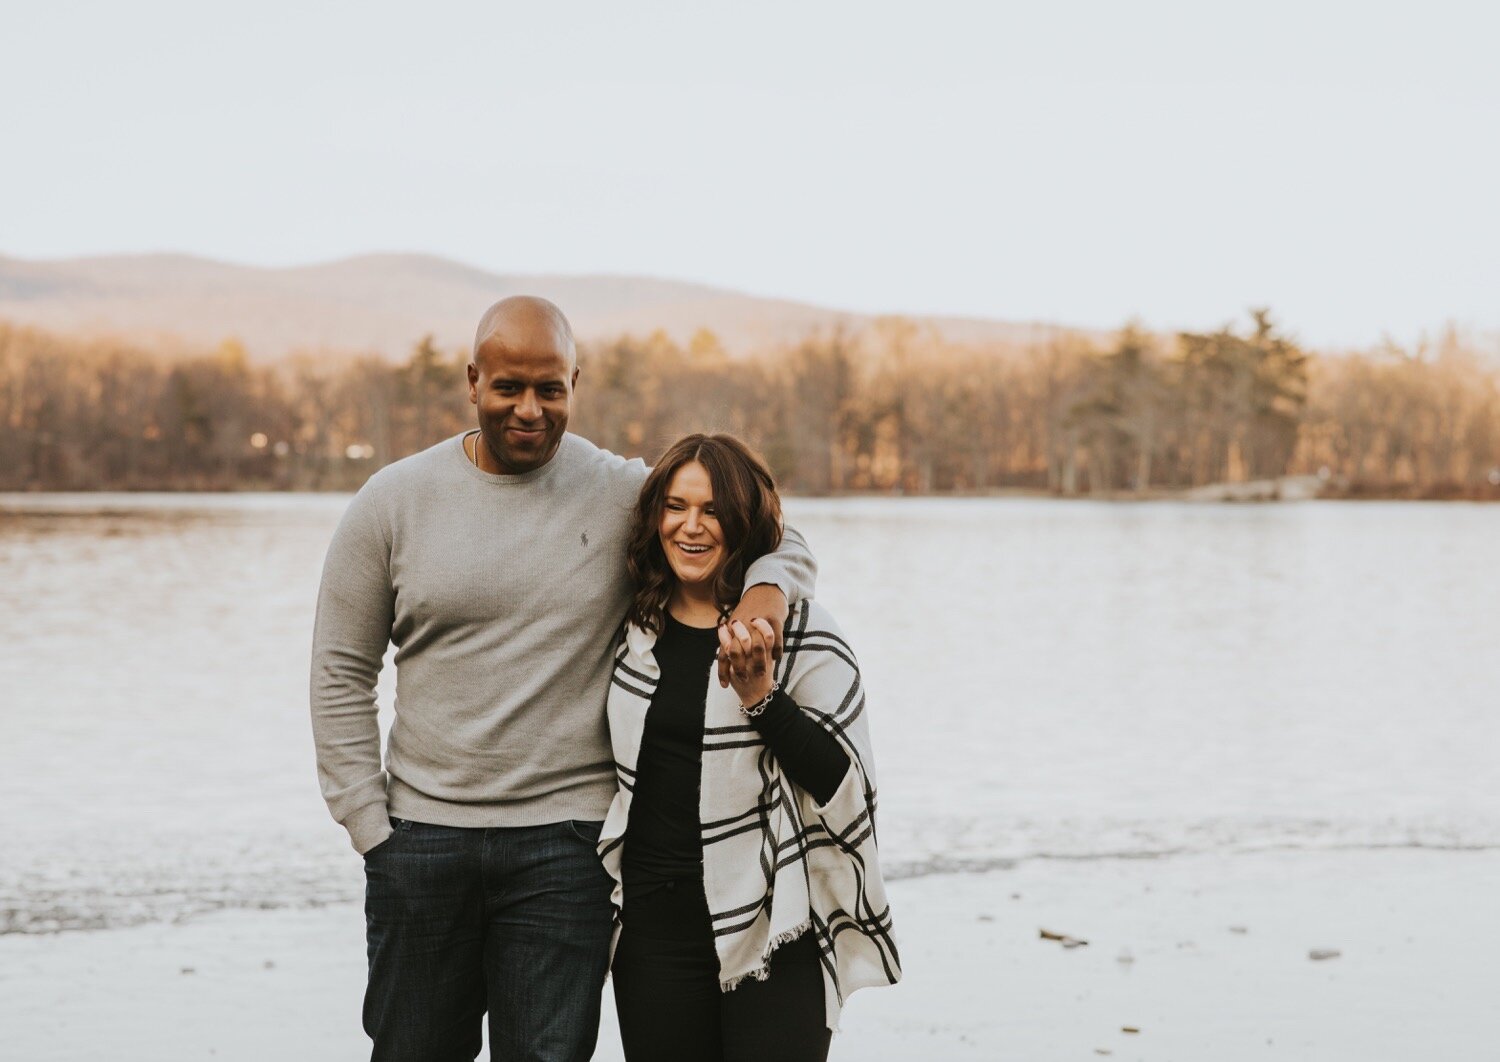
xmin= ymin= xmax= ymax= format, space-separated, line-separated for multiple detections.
xmin=627 ymin=433 xmax=783 ymax=635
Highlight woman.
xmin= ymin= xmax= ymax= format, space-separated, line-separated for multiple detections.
xmin=597 ymin=433 xmax=899 ymax=1061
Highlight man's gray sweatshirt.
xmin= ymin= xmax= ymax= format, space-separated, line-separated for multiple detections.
xmin=310 ymin=432 xmax=817 ymax=854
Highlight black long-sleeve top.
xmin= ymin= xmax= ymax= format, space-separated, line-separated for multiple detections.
xmin=621 ymin=613 xmax=851 ymax=888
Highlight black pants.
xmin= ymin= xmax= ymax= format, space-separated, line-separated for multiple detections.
xmin=612 ymin=876 xmax=831 ymax=1062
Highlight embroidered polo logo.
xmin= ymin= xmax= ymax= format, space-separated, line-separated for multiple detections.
xmin=581 ymin=531 xmax=589 ymax=547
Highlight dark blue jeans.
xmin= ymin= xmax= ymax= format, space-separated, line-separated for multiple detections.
xmin=362 ymin=817 xmax=614 ymax=1062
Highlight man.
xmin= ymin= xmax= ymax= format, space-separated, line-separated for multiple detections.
xmin=310 ymin=296 xmax=815 ymax=1061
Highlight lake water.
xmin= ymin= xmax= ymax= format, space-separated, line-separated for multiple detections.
xmin=2 ymin=494 xmax=1496 ymax=935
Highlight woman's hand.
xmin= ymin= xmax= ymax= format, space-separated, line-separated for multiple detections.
xmin=718 ymin=618 xmax=777 ymax=707
xmin=718 ymin=584 xmax=788 ymax=687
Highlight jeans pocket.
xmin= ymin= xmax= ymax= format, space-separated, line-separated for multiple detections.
xmin=362 ymin=817 xmax=412 ymax=860
xmin=362 ymin=835 xmax=395 ymax=861
xmin=567 ymin=819 xmax=604 ymax=844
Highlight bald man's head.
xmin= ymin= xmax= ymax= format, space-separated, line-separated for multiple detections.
xmin=466 ymin=295 xmax=580 ymax=474
xmin=472 ymin=296 xmax=577 ymax=372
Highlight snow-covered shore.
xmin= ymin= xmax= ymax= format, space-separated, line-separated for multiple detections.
xmin=4 ymin=847 xmax=1494 ymax=1061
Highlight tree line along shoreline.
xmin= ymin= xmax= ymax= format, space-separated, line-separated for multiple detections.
xmin=1 ymin=314 xmax=1497 ymax=499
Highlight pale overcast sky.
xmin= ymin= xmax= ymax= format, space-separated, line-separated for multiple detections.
xmin=4 ymin=0 xmax=1496 ymax=349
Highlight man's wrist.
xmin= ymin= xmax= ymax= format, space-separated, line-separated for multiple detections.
xmin=741 ymin=580 xmax=787 ymax=602
xmin=738 ymin=582 xmax=789 ymax=622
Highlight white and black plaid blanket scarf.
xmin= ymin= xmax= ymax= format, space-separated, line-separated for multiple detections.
xmin=598 ymin=598 xmax=900 ymax=1030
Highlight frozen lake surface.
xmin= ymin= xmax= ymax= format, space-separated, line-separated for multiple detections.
xmin=2 ymin=494 xmax=1497 ymax=934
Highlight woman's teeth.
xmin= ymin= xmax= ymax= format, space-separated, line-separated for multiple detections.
xmin=678 ymin=543 xmax=711 ymax=554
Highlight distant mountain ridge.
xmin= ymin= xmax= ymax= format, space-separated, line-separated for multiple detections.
xmin=0 ymin=252 xmax=1072 ymax=362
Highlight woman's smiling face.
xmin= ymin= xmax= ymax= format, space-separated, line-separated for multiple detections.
xmin=658 ymin=460 xmax=726 ymax=589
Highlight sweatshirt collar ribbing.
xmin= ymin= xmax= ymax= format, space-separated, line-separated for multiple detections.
xmin=453 ymin=431 xmax=574 ymax=486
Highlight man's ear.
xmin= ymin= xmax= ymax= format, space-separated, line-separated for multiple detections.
xmin=467 ymin=362 xmax=479 ymax=404
xmin=571 ymin=366 xmax=581 ymax=392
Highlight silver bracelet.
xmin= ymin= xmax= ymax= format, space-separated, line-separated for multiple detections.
xmin=739 ymin=680 xmax=780 ymax=718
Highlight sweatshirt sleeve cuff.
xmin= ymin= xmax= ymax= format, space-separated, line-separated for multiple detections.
xmin=747 ymin=688 xmax=800 ymax=731
xmin=345 ymin=802 xmax=394 ymax=855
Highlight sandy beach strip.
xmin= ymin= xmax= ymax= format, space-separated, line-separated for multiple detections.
xmin=3 ymin=847 xmax=1494 ymax=1061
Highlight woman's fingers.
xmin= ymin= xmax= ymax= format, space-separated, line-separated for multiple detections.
xmin=718 ymin=621 xmax=747 ymax=683
xmin=716 ymin=625 xmax=734 ymax=687
xmin=730 ymin=621 xmax=754 ymax=677
xmin=719 ymin=620 xmax=776 ymax=700
xmin=715 ymin=624 xmax=738 ymax=676
xmin=740 ymin=620 xmax=772 ymax=677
